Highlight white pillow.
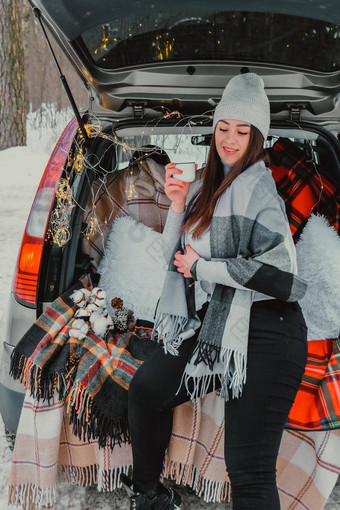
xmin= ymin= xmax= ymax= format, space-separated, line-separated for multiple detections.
xmin=296 ymin=214 xmax=340 ymax=340
xmin=98 ymin=216 xmax=167 ymax=323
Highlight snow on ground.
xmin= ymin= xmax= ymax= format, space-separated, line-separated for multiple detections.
xmin=0 ymin=107 xmax=339 ymax=509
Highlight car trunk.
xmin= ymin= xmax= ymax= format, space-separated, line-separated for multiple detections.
xmin=25 ymin=0 xmax=340 ymax=294
xmin=29 ymin=0 xmax=340 ymax=124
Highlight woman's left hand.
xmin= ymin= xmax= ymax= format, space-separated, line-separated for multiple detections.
xmin=174 ymin=244 xmax=200 ymax=278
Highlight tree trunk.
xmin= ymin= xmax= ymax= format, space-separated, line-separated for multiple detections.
xmin=0 ymin=0 xmax=27 ymax=149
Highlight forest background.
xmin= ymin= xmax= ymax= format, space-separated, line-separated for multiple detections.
xmin=0 ymin=0 xmax=87 ymax=150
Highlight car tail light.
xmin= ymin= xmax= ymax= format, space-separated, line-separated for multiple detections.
xmin=13 ymin=117 xmax=79 ymax=308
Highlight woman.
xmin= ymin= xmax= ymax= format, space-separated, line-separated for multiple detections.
xmin=121 ymin=72 xmax=308 ymax=510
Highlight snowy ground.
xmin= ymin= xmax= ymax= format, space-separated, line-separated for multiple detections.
xmin=0 ymin=109 xmax=339 ymax=509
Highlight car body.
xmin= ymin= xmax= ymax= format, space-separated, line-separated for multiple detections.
xmin=1 ymin=0 xmax=340 ymax=434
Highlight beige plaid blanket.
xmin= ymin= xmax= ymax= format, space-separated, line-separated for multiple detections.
xmin=8 ymin=390 xmax=340 ymax=509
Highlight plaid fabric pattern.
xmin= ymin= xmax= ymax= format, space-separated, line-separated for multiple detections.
xmin=8 ymin=396 xmax=65 ymax=509
xmin=316 ymin=172 xmax=340 ymax=234
xmin=269 ymin=138 xmax=340 ymax=431
xmin=269 ymin=138 xmax=322 ymax=241
xmin=269 ymin=137 xmax=340 ymax=239
xmin=154 ymin=160 xmax=307 ymax=400
xmin=8 ymin=140 xmax=340 ymax=508
xmin=9 ymin=391 xmax=340 ymax=509
xmin=288 ymin=338 xmax=340 ymax=430
xmin=10 ymin=273 xmax=157 ymax=447
xmin=277 ymin=428 xmax=340 ymax=509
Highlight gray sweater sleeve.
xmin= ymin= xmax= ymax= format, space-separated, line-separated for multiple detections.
xmin=162 ymin=207 xmax=185 ymax=264
xmin=196 ymin=258 xmax=254 ymax=291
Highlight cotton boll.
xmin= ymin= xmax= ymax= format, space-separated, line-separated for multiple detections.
xmin=89 ymin=287 xmax=107 ymax=308
xmin=87 ymin=302 xmax=102 ymax=312
xmin=74 ymin=308 xmax=91 ymax=319
xmin=106 ymin=314 xmax=113 ymax=328
xmin=70 ymin=318 xmax=85 ymax=330
xmin=71 ymin=290 xmax=83 ymax=303
xmin=90 ymin=311 xmax=111 ymax=337
xmin=79 ymin=321 xmax=89 ymax=337
xmin=92 ymin=287 xmax=107 ymax=300
xmin=69 ymin=319 xmax=89 ymax=340
xmin=71 ymin=288 xmax=91 ymax=308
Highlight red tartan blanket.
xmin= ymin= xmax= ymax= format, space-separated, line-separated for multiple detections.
xmin=288 ymin=338 xmax=340 ymax=430
xmin=269 ymin=138 xmax=340 ymax=431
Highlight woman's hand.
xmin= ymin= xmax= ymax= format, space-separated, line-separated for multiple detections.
xmin=174 ymin=244 xmax=200 ymax=278
xmin=164 ymin=162 xmax=190 ymax=213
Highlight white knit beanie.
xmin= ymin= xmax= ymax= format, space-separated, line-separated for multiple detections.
xmin=213 ymin=73 xmax=270 ymax=140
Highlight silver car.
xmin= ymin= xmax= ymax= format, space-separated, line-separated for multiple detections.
xmin=1 ymin=0 xmax=339 ymax=440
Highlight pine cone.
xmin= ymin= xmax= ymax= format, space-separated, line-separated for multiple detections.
xmin=111 ymin=297 xmax=123 ymax=309
xmin=127 ymin=320 xmax=136 ymax=331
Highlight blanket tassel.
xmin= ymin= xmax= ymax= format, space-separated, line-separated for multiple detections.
xmin=8 ymin=482 xmax=57 ymax=510
xmin=67 ymin=392 xmax=130 ymax=450
xmin=163 ymin=460 xmax=231 ymax=503
xmin=59 ymin=463 xmax=98 ymax=487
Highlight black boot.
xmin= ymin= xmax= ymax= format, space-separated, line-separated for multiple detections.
xmin=120 ymin=473 xmax=181 ymax=510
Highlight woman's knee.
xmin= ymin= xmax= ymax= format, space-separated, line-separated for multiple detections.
xmin=128 ymin=364 xmax=157 ymax=407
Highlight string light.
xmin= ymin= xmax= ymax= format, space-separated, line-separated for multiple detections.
xmin=126 ymin=168 xmax=138 ymax=200
xmin=85 ymin=123 xmax=102 ymax=138
xmin=94 ymin=24 xmax=110 ymax=56
xmin=83 ymin=216 xmax=102 ymax=240
xmin=74 ymin=147 xmax=84 ymax=174
xmin=46 ymin=108 xmax=214 ymax=247
xmin=156 ymin=34 xmax=175 ymax=60
xmin=47 ymin=178 xmax=74 ymax=247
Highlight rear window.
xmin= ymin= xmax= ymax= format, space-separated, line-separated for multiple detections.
xmin=80 ymin=11 xmax=340 ymax=72
xmin=117 ymin=133 xmax=209 ymax=170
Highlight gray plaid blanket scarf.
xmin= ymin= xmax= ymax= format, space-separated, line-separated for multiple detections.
xmin=153 ymin=161 xmax=308 ymax=401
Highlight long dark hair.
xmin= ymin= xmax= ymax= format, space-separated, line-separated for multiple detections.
xmin=182 ymin=126 xmax=268 ymax=238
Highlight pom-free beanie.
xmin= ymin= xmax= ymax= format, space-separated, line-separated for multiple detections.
xmin=213 ymin=73 xmax=270 ymax=140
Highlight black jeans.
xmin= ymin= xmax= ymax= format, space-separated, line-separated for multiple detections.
xmin=128 ymin=300 xmax=307 ymax=509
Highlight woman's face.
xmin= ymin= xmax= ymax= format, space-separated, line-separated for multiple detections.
xmin=215 ymin=119 xmax=251 ymax=166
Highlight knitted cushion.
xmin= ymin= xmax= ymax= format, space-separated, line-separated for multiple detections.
xmin=296 ymin=214 xmax=340 ymax=340
xmin=98 ymin=216 xmax=167 ymax=323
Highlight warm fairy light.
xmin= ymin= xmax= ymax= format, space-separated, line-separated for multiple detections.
xmin=48 ymin=178 xmax=74 ymax=247
xmin=46 ymin=108 xmax=214 ymax=246
xmin=156 ymin=34 xmax=175 ymax=60
xmin=74 ymin=148 xmax=84 ymax=174
xmin=85 ymin=123 xmax=102 ymax=138
xmin=126 ymin=169 xmax=138 ymax=200
xmin=83 ymin=216 xmax=101 ymax=240
xmin=163 ymin=110 xmax=182 ymax=119
xmin=94 ymin=24 xmax=110 ymax=55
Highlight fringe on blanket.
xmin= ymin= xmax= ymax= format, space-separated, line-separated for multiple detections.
xmin=59 ymin=463 xmax=98 ymax=487
xmin=10 ymin=354 xmax=68 ymax=403
xmin=8 ymin=465 xmax=133 ymax=510
xmin=61 ymin=459 xmax=231 ymax=503
xmin=163 ymin=460 xmax=231 ymax=503
xmin=66 ymin=385 xmax=130 ymax=448
xmin=8 ymin=461 xmax=231 ymax=509
xmin=59 ymin=463 xmax=132 ymax=491
xmin=10 ymin=352 xmax=131 ymax=447
xmin=96 ymin=465 xmax=132 ymax=492
xmin=8 ymin=483 xmax=57 ymax=510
